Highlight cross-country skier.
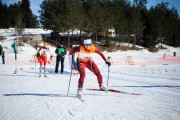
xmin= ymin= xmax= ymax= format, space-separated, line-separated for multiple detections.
xmin=37 ymin=43 xmax=50 ymax=77
xmin=69 ymin=39 xmax=111 ymax=98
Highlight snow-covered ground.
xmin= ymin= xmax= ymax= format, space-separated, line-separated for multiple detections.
xmin=0 ymin=28 xmax=52 ymax=36
xmin=0 ymin=30 xmax=180 ymax=120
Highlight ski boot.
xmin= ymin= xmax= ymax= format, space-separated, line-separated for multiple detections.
xmin=77 ymin=88 xmax=84 ymax=102
xmin=39 ymin=74 xmax=41 ymax=78
xmin=39 ymin=65 xmax=42 ymax=78
xmin=44 ymin=74 xmax=48 ymax=77
xmin=77 ymin=88 xmax=82 ymax=97
xmin=44 ymin=66 xmax=48 ymax=77
xmin=99 ymin=85 xmax=108 ymax=91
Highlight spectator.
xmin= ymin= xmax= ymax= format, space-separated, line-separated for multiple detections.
xmin=55 ymin=44 xmax=67 ymax=74
xmin=2 ymin=51 xmax=5 ymax=64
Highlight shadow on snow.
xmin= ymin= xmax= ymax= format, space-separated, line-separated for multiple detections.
xmin=3 ymin=93 xmax=77 ymax=98
xmin=111 ymin=85 xmax=180 ymax=88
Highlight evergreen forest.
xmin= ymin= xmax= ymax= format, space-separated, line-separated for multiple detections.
xmin=0 ymin=0 xmax=180 ymax=50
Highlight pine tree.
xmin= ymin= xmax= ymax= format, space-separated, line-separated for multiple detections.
xmin=0 ymin=1 xmax=10 ymax=28
xmin=21 ymin=0 xmax=38 ymax=28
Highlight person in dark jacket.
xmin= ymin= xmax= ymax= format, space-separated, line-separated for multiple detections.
xmin=0 ymin=45 xmax=5 ymax=64
xmin=2 ymin=51 xmax=5 ymax=64
xmin=55 ymin=44 xmax=67 ymax=74
xmin=0 ymin=45 xmax=2 ymax=55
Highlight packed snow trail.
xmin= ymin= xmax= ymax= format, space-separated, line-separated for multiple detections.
xmin=0 ymin=64 xmax=180 ymax=120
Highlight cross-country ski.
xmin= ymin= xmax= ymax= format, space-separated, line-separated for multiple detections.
xmin=87 ymin=88 xmax=141 ymax=95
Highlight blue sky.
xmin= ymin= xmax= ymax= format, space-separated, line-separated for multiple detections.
xmin=2 ymin=0 xmax=42 ymax=17
xmin=2 ymin=0 xmax=180 ymax=17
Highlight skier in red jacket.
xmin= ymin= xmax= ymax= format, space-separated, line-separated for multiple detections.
xmin=69 ymin=39 xmax=111 ymax=97
xmin=37 ymin=43 xmax=50 ymax=77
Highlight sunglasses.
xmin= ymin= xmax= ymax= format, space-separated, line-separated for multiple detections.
xmin=85 ymin=44 xmax=92 ymax=47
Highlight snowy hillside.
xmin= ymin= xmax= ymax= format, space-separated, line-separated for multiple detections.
xmin=0 ymin=29 xmax=180 ymax=120
xmin=0 ymin=28 xmax=52 ymax=36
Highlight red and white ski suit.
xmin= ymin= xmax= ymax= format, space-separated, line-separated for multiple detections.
xmin=69 ymin=44 xmax=107 ymax=89
xmin=38 ymin=47 xmax=50 ymax=66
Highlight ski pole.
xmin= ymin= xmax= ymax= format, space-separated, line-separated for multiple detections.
xmin=107 ymin=65 xmax=110 ymax=88
xmin=49 ymin=63 xmax=54 ymax=75
xmin=35 ymin=46 xmax=38 ymax=76
xmin=35 ymin=55 xmax=36 ymax=76
xmin=67 ymin=55 xmax=74 ymax=95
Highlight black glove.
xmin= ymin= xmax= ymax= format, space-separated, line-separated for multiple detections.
xmin=105 ymin=61 xmax=111 ymax=66
xmin=37 ymin=52 xmax=40 ymax=58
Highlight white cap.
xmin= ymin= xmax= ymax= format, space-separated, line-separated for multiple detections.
xmin=84 ymin=39 xmax=92 ymax=45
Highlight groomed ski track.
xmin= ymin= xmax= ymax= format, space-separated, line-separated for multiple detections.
xmin=0 ymin=64 xmax=180 ymax=120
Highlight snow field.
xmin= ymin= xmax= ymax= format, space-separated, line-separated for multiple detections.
xmin=0 ymin=33 xmax=180 ymax=120
xmin=0 ymin=64 xmax=180 ymax=120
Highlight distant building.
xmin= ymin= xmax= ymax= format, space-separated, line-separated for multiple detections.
xmin=32 ymin=35 xmax=42 ymax=41
xmin=60 ymin=29 xmax=86 ymax=37
xmin=0 ymin=28 xmax=52 ymax=41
